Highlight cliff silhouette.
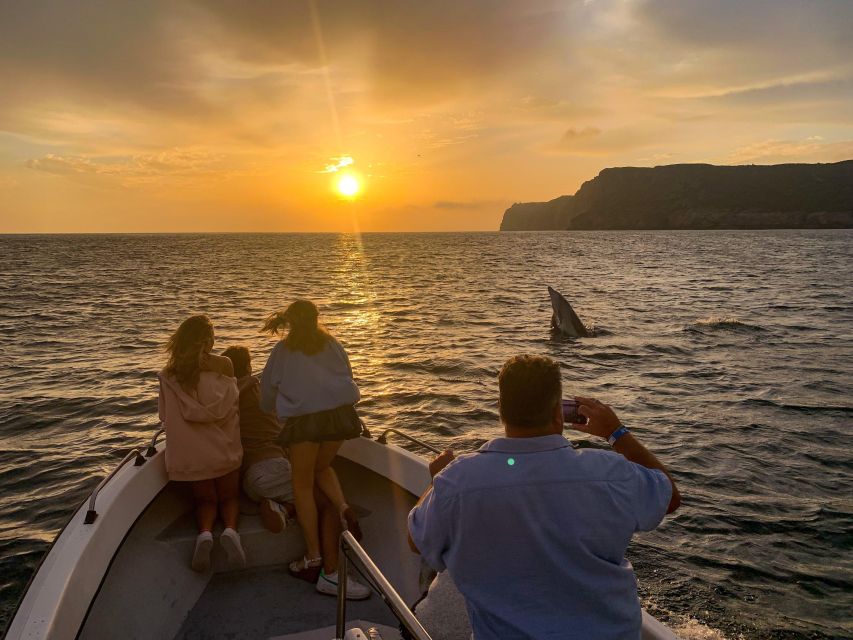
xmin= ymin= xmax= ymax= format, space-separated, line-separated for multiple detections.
xmin=500 ymin=160 xmax=853 ymax=230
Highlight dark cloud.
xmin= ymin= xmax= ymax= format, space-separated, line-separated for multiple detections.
xmin=634 ymin=0 xmax=853 ymax=80
xmin=1 ymin=0 xmax=851 ymax=165
xmin=551 ymin=127 xmax=662 ymax=156
xmin=192 ymin=0 xmax=579 ymax=103
xmin=0 ymin=1 xmax=203 ymax=112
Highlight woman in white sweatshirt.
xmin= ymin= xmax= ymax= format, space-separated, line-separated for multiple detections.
xmin=260 ymin=300 xmax=364 ymax=593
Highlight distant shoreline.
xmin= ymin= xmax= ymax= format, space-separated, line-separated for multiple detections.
xmin=3 ymin=227 xmax=853 ymax=237
xmin=500 ymin=160 xmax=853 ymax=231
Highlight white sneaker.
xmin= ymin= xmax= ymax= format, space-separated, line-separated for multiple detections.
xmin=259 ymin=499 xmax=287 ymax=534
xmin=316 ymin=570 xmax=371 ymax=600
xmin=220 ymin=527 xmax=246 ymax=568
xmin=191 ymin=531 xmax=213 ymax=572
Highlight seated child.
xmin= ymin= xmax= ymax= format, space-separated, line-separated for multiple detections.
xmin=222 ymin=345 xmax=292 ymax=532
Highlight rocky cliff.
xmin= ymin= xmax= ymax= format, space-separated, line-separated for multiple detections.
xmin=500 ymin=160 xmax=853 ymax=230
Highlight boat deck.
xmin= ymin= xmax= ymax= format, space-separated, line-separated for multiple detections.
xmin=174 ymin=562 xmax=397 ymax=639
xmin=79 ymin=457 xmax=423 ymax=640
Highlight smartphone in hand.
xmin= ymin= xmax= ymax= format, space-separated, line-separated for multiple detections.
xmin=561 ymin=399 xmax=588 ymax=425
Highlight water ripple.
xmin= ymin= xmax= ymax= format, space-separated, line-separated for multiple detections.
xmin=1 ymin=230 xmax=852 ymax=639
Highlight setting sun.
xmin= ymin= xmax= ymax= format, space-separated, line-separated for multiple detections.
xmin=335 ymin=173 xmax=361 ymax=199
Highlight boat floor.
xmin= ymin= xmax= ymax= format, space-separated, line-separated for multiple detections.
xmin=175 ymin=563 xmax=398 ymax=639
xmin=79 ymin=457 xmax=423 ymax=640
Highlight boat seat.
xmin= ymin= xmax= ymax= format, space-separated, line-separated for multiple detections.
xmin=154 ymin=482 xmax=372 ymax=572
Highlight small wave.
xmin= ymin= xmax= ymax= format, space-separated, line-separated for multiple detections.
xmin=669 ymin=618 xmax=729 ymax=640
xmin=685 ymin=317 xmax=767 ymax=333
xmin=645 ymin=343 xmax=692 ymax=356
xmin=740 ymin=398 xmax=853 ymax=414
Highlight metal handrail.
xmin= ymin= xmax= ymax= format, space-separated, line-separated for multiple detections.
xmin=84 ymin=448 xmax=146 ymax=524
xmin=376 ymin=428 xmax=441 ymax=455
xmin=146 ymin=426 xmax=165 ymax=457
xmin=336 ymin=530 xmax=432 ymax=640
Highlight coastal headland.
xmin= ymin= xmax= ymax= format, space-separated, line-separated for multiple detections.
xmin=500 ymin=160 xmax=853 ymax=230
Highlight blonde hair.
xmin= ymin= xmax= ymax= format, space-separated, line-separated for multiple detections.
xmin=262 ymin=299 xmax=331 ymax=355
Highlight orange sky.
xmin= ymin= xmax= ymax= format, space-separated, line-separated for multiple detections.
xmin=1 ymin=0 xmax=852 ymax=232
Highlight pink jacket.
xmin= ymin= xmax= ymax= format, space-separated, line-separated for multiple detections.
xmin=158 ymin=370 xmax=243 ymax=481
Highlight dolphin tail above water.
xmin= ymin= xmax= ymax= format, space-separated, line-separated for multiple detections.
xmin=548 ymin=286 xmax=591 ymax=338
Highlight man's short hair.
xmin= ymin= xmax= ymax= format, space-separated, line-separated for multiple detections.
xmin=222 ymin=345 xmax=251 ymax=378
xmin=498 ymin=355 xmax=562 ymax=429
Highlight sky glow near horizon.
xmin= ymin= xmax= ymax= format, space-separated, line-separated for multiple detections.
xmin=0 ymin=0 xmax=852 ymax=232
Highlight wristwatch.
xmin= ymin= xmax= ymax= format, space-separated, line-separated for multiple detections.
xmin=607 ymin=425 xmax=630 ymax=446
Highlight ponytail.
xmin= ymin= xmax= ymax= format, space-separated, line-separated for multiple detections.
xmin=262 ymin=311 xmax=288 ymax=336
xmin=262 ymin=299 xmax=331 ymax=355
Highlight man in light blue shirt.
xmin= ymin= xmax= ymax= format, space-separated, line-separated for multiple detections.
xmin=408 ymin=355 xmax=681 ymax=639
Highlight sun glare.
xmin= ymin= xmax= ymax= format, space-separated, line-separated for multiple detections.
xmin=336 ymin=173 xmax=361 ymax=199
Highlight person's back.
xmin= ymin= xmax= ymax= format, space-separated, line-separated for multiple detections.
xmin=427 ymin=440 xmax=668 ymax=638
xmin=408 ymin=355 xmax=681 ymax=640
xmin=159 ymin=368 xmax=242 ymax=481
xmin=158 ymin=315 xmax=245 ymax=572
xmin=260 ymin=337 xmax=359 ymax=418
xmin=236 ymin=375 xmax=286 ymax=467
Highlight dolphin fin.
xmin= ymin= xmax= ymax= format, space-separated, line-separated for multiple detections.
xmin=548 ymin=286 xmax=590 ymax=338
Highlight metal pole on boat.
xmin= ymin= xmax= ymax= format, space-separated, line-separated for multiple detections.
xmin=335 ymin=532 xmax=349 ymax=639
xmin=336 ymin=530 xmax=434 ymax=639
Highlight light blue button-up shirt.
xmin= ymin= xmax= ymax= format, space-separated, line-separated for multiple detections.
xmin=408 ymin=434 xmax=672 ymax=640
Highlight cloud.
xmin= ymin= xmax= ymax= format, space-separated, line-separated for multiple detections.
xmin=26 ymin=149 xmax=227 ymax=186
xmin=629 ymin=0 xmax=853 ymax=103
xmin=550 ymin=126 xmax=661 ymax=156
xmin=320 ymin=156 xmax=355 ymax=173
xmin=560 ymin=127 xmax=602 ymax=141
xmin=434 ymin=199 xmax=504 ymax=210
xmin=1 ymin=0 xmax=852 ymax=230
xmin=726 ymin=138 xmax=853 ymax=165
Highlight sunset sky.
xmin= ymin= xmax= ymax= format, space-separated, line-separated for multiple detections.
xmin=1 ymin=0 xmax=851 ymax=232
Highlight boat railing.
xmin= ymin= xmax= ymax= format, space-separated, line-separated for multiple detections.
xmin=376 ymin=428 xmax=442 ymax=455
xmin=336 ymin=530 xmax=432 ymax=640
xmin=146 ymin=425 xmax=166 ymax=457
xmin=84 ymin=448 xmax=146 ymax=524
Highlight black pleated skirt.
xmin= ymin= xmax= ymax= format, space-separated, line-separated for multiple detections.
xmin=278 ymin=404 xmax=361 ymax=445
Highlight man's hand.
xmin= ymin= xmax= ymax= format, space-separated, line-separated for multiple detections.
xmin=574 ymin=397 xmax=622 ymax=440
xmin=429 ymin=449 xmax=455 ymax=478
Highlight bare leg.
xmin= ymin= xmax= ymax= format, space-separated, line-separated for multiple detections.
xmin=290 ymin=440 xmax=322 ymax=560
xmin=190 ymin=479 xmax=217 ymax=532
xmin=316 ymin=490 xmax=342 ymax=574
xmin=214 ymin=469 xmax=241 ymax=530
xmin=314 ymin=440 xmax=347 ymax=510
xmin=315 ymin=440 xmax=362 ymax=540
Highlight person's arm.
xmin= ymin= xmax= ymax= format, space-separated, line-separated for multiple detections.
xmin=201 ymin=353 xmax=235 ymax=377
xmin=407 ymin=450 xmax=455 ymax=554
xmin=157 ymin=376 xmax=166 ymax=423
xmin=575 ymin=397 xmax=681 ymax=514
xmin=259 ymin=345 xmax=281 ymax=415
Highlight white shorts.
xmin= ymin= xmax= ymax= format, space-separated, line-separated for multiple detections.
xmin=242 ymin=457 xmax=294 ymax=504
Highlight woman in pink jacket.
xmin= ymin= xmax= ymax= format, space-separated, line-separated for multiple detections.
xmin=158 ymin=315 xmax=245 ymax=572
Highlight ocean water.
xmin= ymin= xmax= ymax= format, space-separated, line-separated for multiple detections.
xmin=0 ymin=231 xmax=850 ymax=639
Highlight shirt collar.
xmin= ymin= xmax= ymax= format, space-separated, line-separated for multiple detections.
xmin=478 ymin=433 xmax=573 ymax=454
